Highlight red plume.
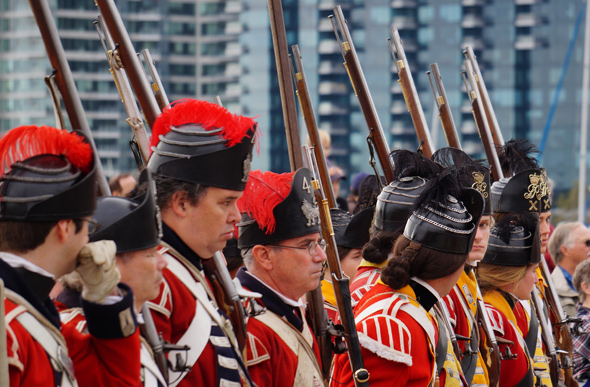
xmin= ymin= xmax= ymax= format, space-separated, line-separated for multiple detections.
xmin=149 ymin=99 xmax=257 ymax=151
xmin=0 ymin=126 xmax=92 ymax=177
xmin=238 ymin=170 xmax=294 ymax=234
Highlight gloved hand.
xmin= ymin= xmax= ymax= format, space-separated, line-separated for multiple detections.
xmin=75 ymin=240 xmax=120 ymax=303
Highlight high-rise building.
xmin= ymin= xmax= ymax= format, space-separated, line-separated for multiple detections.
xmin=1 ymin=0 xmax=586 ymax=195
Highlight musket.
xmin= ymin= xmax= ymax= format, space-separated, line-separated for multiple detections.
xmin=330 ymin=6 xmax=394 ymax=183
xmin=539 ymin=256 xmax=580 ymax=387
xmin=462 ymin=62 xmax=503 ymax=182
xmin=141 ymin=49 xmax=170 ymax=111
xmin=94 ymin=0 xmax=161 ymax=130
xmin=475 ymin=285 xmax=501 ymax=387
xmin=28 ymin=0 xmax=110 ymax=196
xmin=463 ymin=47 xmax=504 ymax=154
xmin=267 ymin=0 xmax=303 ymax=170
xmin=426 ymin=64 xmax=461 ymax=150
xmin=531 ymin=287 xmax=560 ymax=386
xmin=389 ymin=28 xmax=434 ymax=158
xmin=141 ymin=304 xmax=169 ymax=382
xmin=433 ymin=301 xmax=462 ymax=365
xmin=94 ymin=17 xmax=150 ymax=166
xmin=202 ymin=252 xmax=248 ymax=352
xmin=290 ymin=45 xmax=337 ymax=208
xmin=293 ymin=42 xmax=370 ymax=383
xmin=303 ymin=147 xmax=370 ymax=387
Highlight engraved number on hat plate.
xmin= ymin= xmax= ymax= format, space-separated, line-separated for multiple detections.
xmin=302 ymin=176 xmax=312 ymax=194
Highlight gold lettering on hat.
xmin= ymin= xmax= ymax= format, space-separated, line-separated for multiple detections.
xmin=471 ymin=171 xmax=488 ymax=198
xmin=528 ymin=200 xmax=538 ymax=211
xmin=301 ymin=198 xmax=319 ymax=227
xmin=524 ymin=173 xmax=543 ymax=201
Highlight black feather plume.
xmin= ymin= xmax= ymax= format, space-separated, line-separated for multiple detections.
xmin=500 ymin=138 xmax=540 ymax=176
xmin=389 ymin=149 xmax=442 ymax=181
xmin=410 ymin=167 xmax=464 ymax=213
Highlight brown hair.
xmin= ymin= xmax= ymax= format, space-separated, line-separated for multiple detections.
xmin=381 ymin=236 xmax=468 ymax=290
xmin=135 ymin=174 xmax=208 ymax=210
xmin=0 ymin=219 xmax=84 ymax=253
xmin=476 ymin=262 xmax=529 ymax=295
xmin=361 ymin=230 xmax=402 ymax=264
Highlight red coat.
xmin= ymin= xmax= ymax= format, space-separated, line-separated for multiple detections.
xmin=348 ymin=260 xmax=385 ymax=308
xmin=237 ymin=268 xmax=323 ymax=387
xmin=148 ymin=245 xmax=246 ymax=387
xmin=6 ymin=296 xmax=141 ymax=387
xmin=482 ymin=290 xmax=534 ymax=387
xmin=332 ymin=282 xmax=437 ymax=387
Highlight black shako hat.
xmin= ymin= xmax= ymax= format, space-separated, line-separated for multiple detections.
xmin=494 ymin=138 xmax=552 ymax=213
xmin=147 ymin=99 xmax=258 ymax=191
xmin=374 ymin=149 xmax=442 ymax=232
xmin=89 ymin=170 xmax=161 ymax=254
xmin=491 ymin=168 xmax=550 ymax=213
xmin=482 ymin=212 xmax=541 ymax=266
xmin=237 ymin=168 xmax=321 ymax=249
xmin=0 ymin=126 xmax=97 ymax=221
xmin=403 ymin=170 xmax=484 ymax=254
xmin=431 ymin=147 xmax=492 ymax=215
xmin=330 ymin=207 xmax=373 ymax=250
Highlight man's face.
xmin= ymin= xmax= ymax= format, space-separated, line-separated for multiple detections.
xmin=184 ymin=187 xmax=242 ymax=259
xmin=268 ymin=233 xmax=327 ymax=301
xmin=468 ymin=215 xmax=491 ymax=264
xmin=564 ymin=225 xmax=590 ymax=266
xmin=117 ymin=246 xmax=167 ymax=308
xmin=539 ymin=211 xmax=551 ymax=254
xmin=61 ymin=218 xmax=91 ymax=277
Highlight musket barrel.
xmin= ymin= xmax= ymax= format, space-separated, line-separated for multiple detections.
xmin=390 ymin=27 xmax=434 ymax=158
xmin=430 ymin=63 xmax=461 ymax=149
xmin=267 ymin=0 xmax=303 ymax=170
xmin=331 ymin=5 xmax=394 ymax=183
xmin=463 ymin=47 xmax=505 ymax=150
xmin=29 ymin=0 xmax=110 ymax=196
xmin=291 ymin=45 xmax=337 ymax=208
xmin=94 ymin=0 xmax=161 ymax=129
xmin=463 ymin=60 xmax=503 ymax=181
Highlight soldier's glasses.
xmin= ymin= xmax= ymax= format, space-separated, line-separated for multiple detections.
xmin=267 ymin=240 xmax=327 ymax=256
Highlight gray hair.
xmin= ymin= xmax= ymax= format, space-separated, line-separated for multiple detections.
xmin=241 ymin=248 xmax=254 ymax=268
xmin=548 ymin=222 xmax=585 ymax=264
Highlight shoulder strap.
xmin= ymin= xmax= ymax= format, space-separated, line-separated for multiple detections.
xmin=5 ymin=289 xmax=78 ymax=387
xmin=254 ymin=310 xmax=323 ymax=386
xmin=524 ymin=301 xmax=539 ymax=358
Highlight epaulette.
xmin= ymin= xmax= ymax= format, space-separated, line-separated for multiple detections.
xmin=357 ymin=314 xmax=413 ymax=366
xmin=245 ymin=331 xmax=270 ymax=366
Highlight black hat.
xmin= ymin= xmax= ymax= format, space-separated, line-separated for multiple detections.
xmin=330 ymin=207 xmax=373 ymax=250
xmin=374 ymin=176 xmax=429 ymax=232
xmin=89 ymin=170 xmax=160 ymax=254
xmin=374 ymin=149 xmax=442 ymax=232
xmin=482 ymin=212 xmax=541 ymax=266
xmin=495 ymin=138 xmax=552 ymax=213
xmin=0 ymin=126 xmax=97 ymax=221
xmin=237 ymin=168 xmax=321 ymax=249
xmin=403 ymin=172 xmax=484 ymax=254
xmin=147 ymin=99 xmax=258 ymax=191
xmin=432 ymin=147 xmax=492 ymax=215
xmin=491 ymin=169 xmax=549 ymax=213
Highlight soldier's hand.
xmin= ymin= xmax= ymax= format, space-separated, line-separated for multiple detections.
xmin=75 ymin=240 xmax=120 ymax=303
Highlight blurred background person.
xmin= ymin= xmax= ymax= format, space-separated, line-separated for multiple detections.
xmin=109 ymin=172 xmax=137 ymax=197
xmin=548 ymin=221 xmax=590 ymax=316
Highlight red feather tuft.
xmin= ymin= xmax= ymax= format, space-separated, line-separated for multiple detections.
xmin=149 ymin=99 xmax=257 ymax=152
xmin=0 ymin=126 xmax=93 ymax=177
xmin=238 ymin=170 xmax=294 ymax=234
